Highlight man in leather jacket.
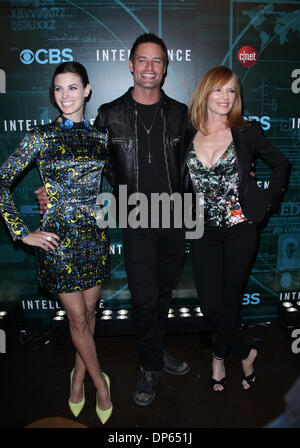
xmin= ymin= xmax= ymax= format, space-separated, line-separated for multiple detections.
xmin=94 ymin=33 xmax=190 ymax=406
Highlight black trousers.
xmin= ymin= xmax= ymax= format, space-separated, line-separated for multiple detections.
xmin=191 ymin=222 xmax=258 ymax=360
xmin=123 ymin=227 xmax=186 ymax=371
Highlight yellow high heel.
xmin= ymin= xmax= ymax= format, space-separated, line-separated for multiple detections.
xmin=96 ymin=372 xmax=113 ymax=424
xmin=68 ymin=368 xmax=85 ymax=417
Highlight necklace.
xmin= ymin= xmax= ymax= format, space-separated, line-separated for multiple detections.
xmin=136 ymin=103 xmax=160 ymax=164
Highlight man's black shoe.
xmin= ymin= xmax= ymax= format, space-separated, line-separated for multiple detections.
xmin=163 ymin=351 xmax=190 ymax=375
xmin=134 ymin=368 xmax=161 ymax=406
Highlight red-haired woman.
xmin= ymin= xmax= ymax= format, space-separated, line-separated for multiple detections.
xmin=181 ymin=66 xmax=289 ymax=391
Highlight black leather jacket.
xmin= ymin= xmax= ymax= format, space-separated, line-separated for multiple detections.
xmin=94 ymin=87 xmax=187 ymax=196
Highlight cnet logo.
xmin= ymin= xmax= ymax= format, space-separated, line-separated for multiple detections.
xmin=20 ymin=48 xmax=73 ymax=65
xmin=238 ymin=46 xmax=258 ymax=67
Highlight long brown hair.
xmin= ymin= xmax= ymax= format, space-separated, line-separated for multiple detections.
xmin=189 ymin=66 xmax=247 ymax=134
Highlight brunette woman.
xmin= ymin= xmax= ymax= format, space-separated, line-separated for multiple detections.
xmin=0 ymin=62 xmax=115 ymax=422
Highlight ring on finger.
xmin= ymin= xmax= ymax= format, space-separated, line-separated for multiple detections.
xmin=46 ymin=236 xmax=52 ymax=242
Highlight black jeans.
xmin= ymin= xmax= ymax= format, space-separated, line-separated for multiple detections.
xmin=123 ymin=227 xmax=186 ymax=371
xmin=191 ymin=222 xmax=258 ymax=360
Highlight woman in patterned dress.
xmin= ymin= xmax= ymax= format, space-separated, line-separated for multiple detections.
xmin=0 ymin=62 xmax=114 ymax=423
xmin=181 ymin=66 xmax=289 ymax=392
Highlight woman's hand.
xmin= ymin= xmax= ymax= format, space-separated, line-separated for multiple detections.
xmin=34 ymin=186 xmax=49 ymax=214
xmin=22 ymin=229 xmax=60 ymax=251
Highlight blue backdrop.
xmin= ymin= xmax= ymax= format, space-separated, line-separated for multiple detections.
xmin=0 ymin=0 xmax=299 ymax=327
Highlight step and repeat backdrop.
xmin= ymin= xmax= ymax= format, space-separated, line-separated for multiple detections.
xmin=0 ymin=0 xmax=299 ymax=327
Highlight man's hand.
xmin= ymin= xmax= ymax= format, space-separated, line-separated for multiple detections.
xmin=22 ymin=229 xmax=60 ymax=252
xmin=34 ymin=186 xmax=49 ymax=214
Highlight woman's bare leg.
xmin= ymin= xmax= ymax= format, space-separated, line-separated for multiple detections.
xmin=70 ymin=286 xmax=100 ymax=403
xmin=59 ymin=287 xmax=111 ymax=409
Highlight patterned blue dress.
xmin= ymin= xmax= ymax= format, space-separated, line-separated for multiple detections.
xmin=0 ymin=117 xmax=115 ymax=294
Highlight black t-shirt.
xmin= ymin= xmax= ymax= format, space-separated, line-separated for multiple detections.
xmin=135 ymin=101 xmax=173 ymax=228
xmin=136 ymin=101 xmax=169 ymax=196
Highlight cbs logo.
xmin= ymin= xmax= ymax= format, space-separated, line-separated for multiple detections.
xmin=20 ymin=48 xmax=73 ymax=65
xmin=242 ymin=293 xmax=261 ymax=306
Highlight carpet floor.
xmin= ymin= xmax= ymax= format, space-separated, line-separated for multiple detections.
xmin=1 ymin=323 xmax=299 ymax=434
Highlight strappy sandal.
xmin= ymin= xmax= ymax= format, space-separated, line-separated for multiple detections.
xmin=211 ymin=376 xmax=227 ymax=391
xmin=242 ymin=371 xmax=256 ymax=390
xmin=241 ymin=348 xmax=258 ymax=390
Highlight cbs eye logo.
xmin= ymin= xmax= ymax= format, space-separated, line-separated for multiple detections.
xmin=20 ymin=49 xmax=73 ymax=65
xmin=20 ymin=49 xmax=34 ymax=64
